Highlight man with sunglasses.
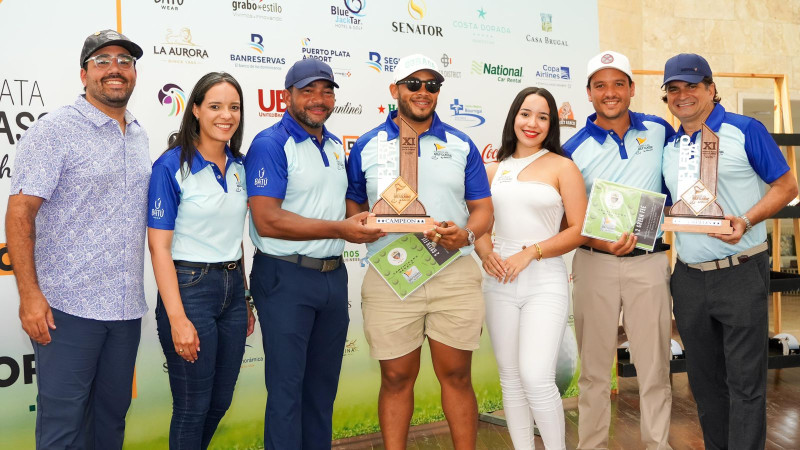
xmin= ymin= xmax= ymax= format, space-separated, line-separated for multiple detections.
xmin=6 ymin=30 xmax=149 ymax=449
xmin=346 ymin=54 xmax=493 ymax=447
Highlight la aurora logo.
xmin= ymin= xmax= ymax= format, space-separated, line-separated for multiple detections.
xmin=153 ymin=28 xmax=209 ymax=63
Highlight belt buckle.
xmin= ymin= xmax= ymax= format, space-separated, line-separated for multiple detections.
xmin=321 ymin=259 xmax=337 ymax=272
xmin=226 ymin=262 xmax=238 ymax=270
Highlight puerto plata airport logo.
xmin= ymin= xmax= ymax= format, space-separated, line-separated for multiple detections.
xmin=231 ymin=0 xmax=283 ymax=21
xmin=154 ymin=0 xmax=186 ymax=11
xmin=158 ymin=84 xmax=186 ymax=116
xmin=471 ymin=60 xmax=523 ymax=83
xmin=450 ymin=98 xmax=485 ymax=127
xmin=254 ymin=167 xmax=268 ymax=187
xmin=153 ymin=28 xmax=208 ymax=63
xmin=151 ymin=198 xmax=165 ymax=219
xmin=231 ymin=34 xmax=285 ymax=70
xmin=300 ymin=38 xmax=352 ymax=78
xmin=392 ymin=0 xmax=443 ymax=37
xmin=558 ymin=102 xmax=577 ymax=128
xmin=331 ymin=0 xmax=365 ymax=30
xmin=452 ymin=7 xmax=511 ymax=44
xmin=366 ymin=51 xmax=399 ymax=73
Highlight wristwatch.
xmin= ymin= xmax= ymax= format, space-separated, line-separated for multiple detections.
xmin=739 ymin=215 xmax=753 ymax=234
xmin=465 ymin=227 xmax=475 ymax=245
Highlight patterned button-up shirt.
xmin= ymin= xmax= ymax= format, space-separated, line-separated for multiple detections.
xmin=11 ymin=95 xmax=151 ymax=320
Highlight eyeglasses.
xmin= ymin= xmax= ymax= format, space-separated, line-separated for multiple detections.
xmin=396 ymin=78 xmax=442 ymax=93
xmin=85 ymin=54 xmax=136 ymax=70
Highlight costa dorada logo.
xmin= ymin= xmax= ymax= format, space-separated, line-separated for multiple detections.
xmin=158 ymin=84 xmax=186 ymax=117
xmin=377 ymin=104 xmax=396 ymax=114
xmin=151 ymin=198 xmax=165 ymax=219
xmin=153 ymin=28 xmax=208 ymax=63
xmin=481 ymin=143 xmax=499 ymax=164
xmin=541 ymin=13 xmax=553 ymax=32
xmin=449 ymin=98 xmax=485 ymax=128
xmin=257 ymin=89 xmax=286 ymax=117
xmin=392 ymin=0 xmax=443 ymax=37
xmin=333 ymin=102 xmax=362 ymax=115
xmin=534 ymin=64 xmax=572 ymax=87
xmin=153 ymin=0 xmax=185 ymax=11
xmin=366 ymin=51 xmax=399 ymax=73
xmin=439 ymin=53 xmax=461 ymax=79
xmin=558 ymin=102 xmax=576 ymax=128
xmin=0 ymin=78 xmax=47 ymax=149
xmin=342 ymin=135 xmax=359 ymax=157
xmin=471 ymin=60 xmax=523 ymax=83
xmin=231 ymin=0 xmax=283 ymax=21
xmin=0 ymin=243 xmax=12 ymax=276
xmin=331 ymin=0 xmax=365 ymax=29
xmin=452 ymin=7 xmax=511 ymax=44
xmin=253 ymin=167 xmax=268 ymax=187
xmin=231 ymin=34 xmax=285 ymax=70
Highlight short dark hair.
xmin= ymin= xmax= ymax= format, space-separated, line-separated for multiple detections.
xmin=168 ymin=72 xmax=245 ymax=177
xmin=497 ymin=87 xmax=563 ymax=162
xmin=661 ymin=76 xmax=721 ymax=103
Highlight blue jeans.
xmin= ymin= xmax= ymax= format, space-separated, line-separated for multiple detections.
xmin=156 ymin=262 xmax=248 ymax=449
xmin=33 ymin=308 xmax=141 ymax=450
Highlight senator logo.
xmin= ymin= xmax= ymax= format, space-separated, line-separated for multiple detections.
xmin=0 ymin=243 xmax=13 ymax=276
xmin=158 ymin=84 xmax=185 ymax=117
xmin=331 ymin=0 xmax=365 ymax=29
xmin=231 ymin=34 xmax=285 ymax=70
xmin=366 ymin=51 xmax=398 ymax=73
xmin=257 ymin=89 xmax=286 ymax=117
xmin=153 ymin=28 xmax=209 ymax=62
xmin=471 ymin=60 xmax=523 ymax=83
xmin=154 ymin=0 xmax=185 ymax=11
xmin=558 ymin=102 xmax=576 ymax=128
xmin=450 ymin=98 xmax=485 ymax=128
xmin=392 ymin=0 xmax=443 ymax=37
xmin=407 ymin=0 xmax=424 ymax=19
xmin=231 ymin=0 xmax=283 ymax=21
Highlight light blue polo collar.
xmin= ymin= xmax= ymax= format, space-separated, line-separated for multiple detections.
xmin=584 ymin=111 xmax=649 ymax=145
xmin=189 ymin=146 xmax=241 ymax=175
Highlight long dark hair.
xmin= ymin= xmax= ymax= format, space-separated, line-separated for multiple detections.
xmin=168 ymin=72 xmax=245 ymax=177
xmin=497 ymin=87 xmax=563 ymax=162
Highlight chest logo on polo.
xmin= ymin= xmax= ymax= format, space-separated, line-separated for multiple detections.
xmin=233 ymin=172 xmax=244 ymax=192
xmin=151 ymin=198 xmax=165 ymax=219
xmin=633 ymin=137 xmax=654 ymax=156
xmin=333 ymin=151 xmax=345 ymax=170
xmin=495 ymin=169 xmax=513 ymax=183
xmin=431 ymin=143 xmax=452 ymax=160
xmin=253 ymin=167 xmax=268 ymax=187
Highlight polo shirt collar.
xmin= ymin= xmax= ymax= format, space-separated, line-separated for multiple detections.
xmin=383 ymin=110 xmax=448 ymax=142
xmin=676 ymin=103 xmax=725 ymax=137
xmin=281 ymin=112 xmax=341 ymax=145
xmin=75 ymin=94 xmax=137 ymax=127
xmin=584 ymin=111 xmax=648 ymax=144
xmin=189 ymin=145 xmax=240 ymax=175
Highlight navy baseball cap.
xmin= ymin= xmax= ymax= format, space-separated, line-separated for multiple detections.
xmin=284 ymin=59 xmax=339 ymax=89
xmin=80 ymin=29 xmax=143 ymax=67
xmin=662 ymin=53 xmax=712 ymax=87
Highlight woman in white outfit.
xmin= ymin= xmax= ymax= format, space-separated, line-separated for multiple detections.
xmin=475 ymin=87 xmax=587 ymax=449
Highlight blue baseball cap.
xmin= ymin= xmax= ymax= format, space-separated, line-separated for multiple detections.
xmin=662 ymin=53 xmax=712 ymax=87
xmin=284 ymin=59 xmax=339 ymax=89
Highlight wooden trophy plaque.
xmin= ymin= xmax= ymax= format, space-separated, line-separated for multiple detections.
xmin=661 ymin=123 xmax=733 ymax=234
xmin=365 ymin=117 xmax=437 ymax=232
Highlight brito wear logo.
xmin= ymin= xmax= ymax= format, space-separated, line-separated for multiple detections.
xmin=158 ymin=84 xmax=185 ymax=116
xmin=254 ymin=167 xmax=268 ymax=187
xmin=151 ymin=198 xmax=165 ymax=219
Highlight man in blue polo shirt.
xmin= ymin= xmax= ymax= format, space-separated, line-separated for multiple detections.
xmin=662 ymin=53 xmax=797 ymax=450
xmin=244 ymin=59 xmax=383 ymax=449
xmin=564 ymin=50 xmax=675 ymax=450
xmin=346 ymin=54 xmax=493 ymax=447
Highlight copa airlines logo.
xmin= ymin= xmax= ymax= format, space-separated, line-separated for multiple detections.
xmin=534 ymin=64 xmax=572 ymax=87
xmin=0 ymin=243 xmax=13 ymax=276
xmin=154 ymin=0 xmax=185 ymax=11
xmin=331 ymin=0 xmax=365 ymax=30
xmin=449 ymin=99 xmax=485 ymax=128
xmin=158 ymin=84 xmax=186 ymax=117
xmin=257 ymin=89 xmax=286 ymax=117
xmin=366 ymin=51 xmax=399 ymax=73
xmin=253 ymin=167 xmax=268 ymax=187
xmin=151 ymin=198 xmax=165 ymax=219
xmin=231 ymin=34 xmax=285 ymax=70
xmin=471 ymin=60 xmax=523 ymax=83
xmin=452 ymin=7 xmax=511 ymax=44
xmin=231 ymin=0 xmax=283 ymax=21
xmin=153 ymin=28 xmax=209 ymax=63
xmin=392 ymin=0 xmax=442 ymax=37
xmin=558 ymin=102 xmax=577 ymax=128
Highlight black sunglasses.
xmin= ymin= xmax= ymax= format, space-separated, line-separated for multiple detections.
xmin=396 ymin=78 xmax=442 ymax=93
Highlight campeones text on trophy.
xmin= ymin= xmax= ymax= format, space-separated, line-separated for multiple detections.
xmin=365 ymin=117 xmax=437 ymax=232
xmin=661 ymin=123 xmax=733 ymax=234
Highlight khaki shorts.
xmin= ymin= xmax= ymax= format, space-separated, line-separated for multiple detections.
xmin=361 ymin=255 xmax=485 ymax=360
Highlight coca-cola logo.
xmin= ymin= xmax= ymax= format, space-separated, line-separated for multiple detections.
xmin=481 ymin=143 xmax=498 ymax=164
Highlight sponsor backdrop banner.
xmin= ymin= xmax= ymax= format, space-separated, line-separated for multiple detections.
xmin=0 ymin=0 xmax=598 ymax=447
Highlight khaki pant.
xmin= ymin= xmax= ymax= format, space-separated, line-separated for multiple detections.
xmin=573 ymin=248 xmax=673 ymax=450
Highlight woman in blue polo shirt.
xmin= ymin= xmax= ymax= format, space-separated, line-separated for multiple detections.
xmin=147 ymin=71 xmax=254 ymax=449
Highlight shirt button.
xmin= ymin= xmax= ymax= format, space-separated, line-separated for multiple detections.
xmin=217 ymin=175 xmax=221 ymax=179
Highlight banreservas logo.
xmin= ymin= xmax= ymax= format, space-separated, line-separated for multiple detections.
xmin=366 ymin=51 xmax=398 ymax=73
xmin=231 ymin=34 xmax=285 ymax=70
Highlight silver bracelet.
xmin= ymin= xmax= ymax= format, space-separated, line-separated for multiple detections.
xmin=739 ymin=215 xmax=753 ymax=234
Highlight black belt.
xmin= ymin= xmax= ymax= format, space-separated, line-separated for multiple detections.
xmin=257 ymin=250 xmax=343 ymax=272
xmin=173 ymin=260 xmax=240 ymax=270
xmin=579 ymin=238 xmax=670 ymax=258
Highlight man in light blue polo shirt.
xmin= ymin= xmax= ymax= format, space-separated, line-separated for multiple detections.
xmin=662 ymin=53 xmax=797 ymax=450
xmin=563 ymin=50 xmax=675 ymax=450
xmin=244 ymin=58 xmax=383 ymax=449
xmin=346 ymin=54 xmax=493 ymax=447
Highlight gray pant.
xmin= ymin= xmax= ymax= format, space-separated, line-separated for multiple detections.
xmin=671 ymin=250 xmax=769 ymax=450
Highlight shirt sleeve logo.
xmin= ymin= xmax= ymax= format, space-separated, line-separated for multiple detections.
xmin=254 ymin=167 xmax=268 ymax=187
xmin=151 ymin=198 xmax=165 ymax=219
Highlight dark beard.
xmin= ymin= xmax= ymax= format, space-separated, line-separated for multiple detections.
xmin=291 ymin=104 xmax=332 ymax=129
xmin=397 ymin=97 xmax=436 ymax=122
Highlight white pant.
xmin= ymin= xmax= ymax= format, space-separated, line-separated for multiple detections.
xmin=485 ymin=238 xmax=569 ymax=450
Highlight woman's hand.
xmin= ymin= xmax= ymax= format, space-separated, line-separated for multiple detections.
xmin=482 ymin=251 xmax=506 ymax=282
xmin=246 ymin=305 xmax=256 ymax=337
xmin=502 ymin=249 xmax=535 ymax=284
xmin=170 ymin=315 xmax=200 ymax=363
